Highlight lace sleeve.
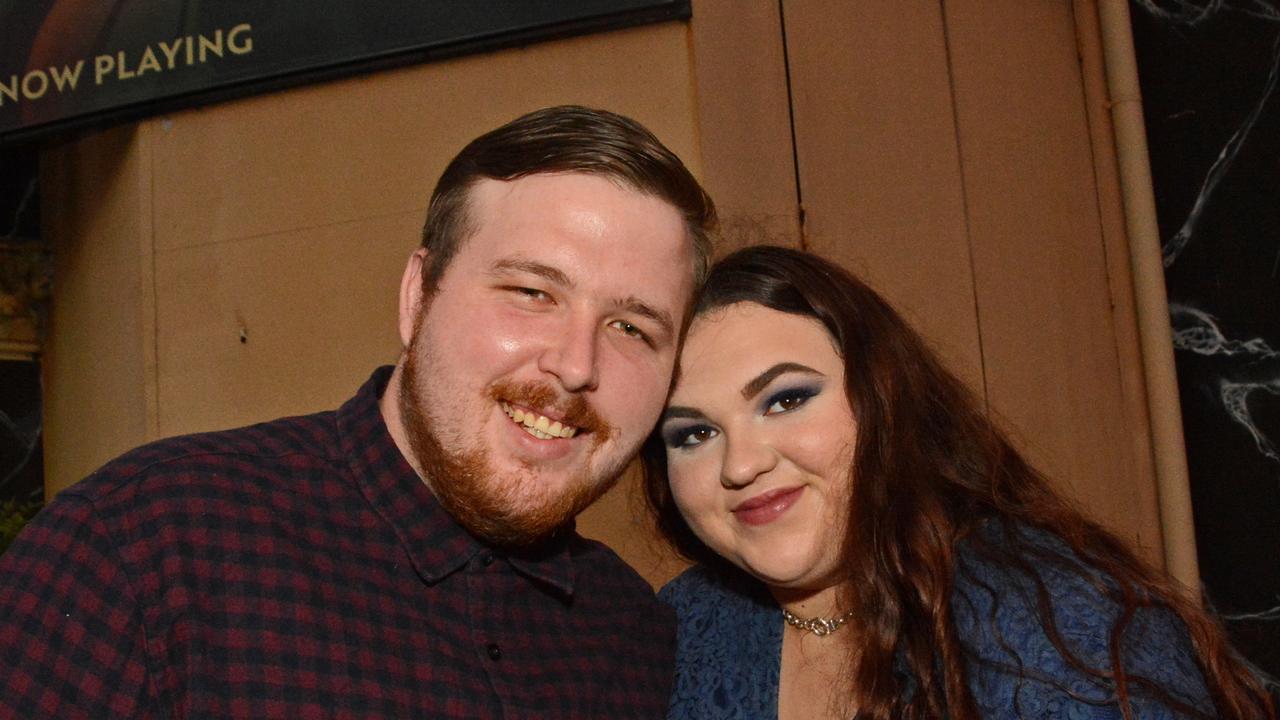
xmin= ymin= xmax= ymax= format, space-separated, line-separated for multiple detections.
xmin=659 ymin=566 xmax=783 ymax=720
xmin=952 ymin=539 xmax=1214 ymax=720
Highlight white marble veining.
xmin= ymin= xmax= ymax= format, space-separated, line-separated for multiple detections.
xmin=1162 ymin=31 xmax=1280 ymax=267
xmin=1168 ymin=302 xmax=1280 ymax=680
xmin=1138 ymin=5 xmax=1280 ymax=657
xmin=0 ymin=406 xmax=40 ymax=499
xmin=1170 ymin=303 xmax=1280 ymax=463
xmin=1225 ymin=603 xmax=1280 ymax=621
xmin=1133 ymin=0 xmax=1280 ymax=25
xmin=1132 ymin=1 xmax=1280 ymax=267
xmin=0 ymin=176 xmax=35 ymax=241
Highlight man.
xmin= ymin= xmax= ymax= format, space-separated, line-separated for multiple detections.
xmin=0 ymin=106 xmax=716 ymax=717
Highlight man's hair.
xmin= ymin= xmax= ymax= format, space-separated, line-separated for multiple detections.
xmin=420 ymin=105 xmax=717 ymax=289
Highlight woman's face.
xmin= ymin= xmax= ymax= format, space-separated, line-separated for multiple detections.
xmin=660 ymin=302 xmax=858 ymax=592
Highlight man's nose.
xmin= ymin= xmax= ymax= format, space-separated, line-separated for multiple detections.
xmin=720 ymin=432 xmax=778 ymax=489
xmin=537 ymin=317 xmax=600 ymax=393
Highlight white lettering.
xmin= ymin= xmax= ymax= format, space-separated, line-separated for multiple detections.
xmin=158 ymin=39 xmax=183 ymax=69
xmin=136 ymin=47 xmax=161 ymax=75
xmin=198 ymin=30 xmax=223 ymax=62
xmin=228 ymin=24 xmax=253 ymax=55
xmin=0 ymin=76 xmax=18 ymax=105
xmin=20 ymin=70 xmax=49 ymax=100
xmin=94 ymin=54 xmax=114 ymax=84
xmin=48 ymin=61 xmax=85 ymax=91
xmin=116 ymin=51 xmax=135 ymax=80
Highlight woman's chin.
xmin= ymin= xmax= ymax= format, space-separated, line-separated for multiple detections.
xmin=737 ymin=552 xmax=839 ymax=593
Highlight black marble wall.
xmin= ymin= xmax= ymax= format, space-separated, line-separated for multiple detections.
xmin=0 ymin=143 xmax=43 ymax=552
xmin=1130 ymin=0 xmax=1280 ymax=684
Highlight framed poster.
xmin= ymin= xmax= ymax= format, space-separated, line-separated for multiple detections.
xmin=0 ymin=0 xmax=689 ymax=142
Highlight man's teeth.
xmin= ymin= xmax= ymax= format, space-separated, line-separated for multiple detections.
xmin=500 ymin=402 xmax=579 ymax=439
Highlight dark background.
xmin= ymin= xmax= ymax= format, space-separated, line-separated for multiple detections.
xmin=1130 ymin=0 xmax=1280 ymax=682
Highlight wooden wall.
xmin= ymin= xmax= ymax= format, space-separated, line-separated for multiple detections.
xmin=41 ymin=1 xmax=1171 ymax=588
xmin=690 ymin=0 xmax=1164 ymax=575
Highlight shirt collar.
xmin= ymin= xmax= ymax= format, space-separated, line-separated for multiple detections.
xmin=336 ymin=366 xmax=575 ymax=599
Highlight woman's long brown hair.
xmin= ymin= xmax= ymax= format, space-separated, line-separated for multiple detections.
xmin=642 ymin=245 xmax=1274 ymax=720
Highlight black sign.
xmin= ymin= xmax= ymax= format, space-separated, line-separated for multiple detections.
xmin=0 ymin=0 xmax=690 ymax=143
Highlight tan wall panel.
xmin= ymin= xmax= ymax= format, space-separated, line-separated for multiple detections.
xmin=153 ymin=211 xmax=418 ymax=437
xmin=149 ymin=23 xmax=702 ymax=254
xmin=144 ymin=20 xmax=700 ymax=430
xmin=1072 ymin=0 xmax=1163 ymax=562
xmin=942 ymin=0 xmax=1162 ymax=556
xmin=41 ymin=126 xmax=153 ymax=494
xmin=689 ymin=0 xmax=800 ymax=252
xmin=782 ymin=0 xmax=984 ymax=389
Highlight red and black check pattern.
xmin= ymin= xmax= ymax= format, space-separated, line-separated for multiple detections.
xmin=0 ymin=367 xmax=675 ymax=718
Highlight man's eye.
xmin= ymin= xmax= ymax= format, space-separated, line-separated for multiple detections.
xmin=764 ymin=387 xmax=819 ymax=415
xmin=609 ymin=319 xmax=648 ymax=342
xmin=511 ymin=287 xmax=551 ymax=302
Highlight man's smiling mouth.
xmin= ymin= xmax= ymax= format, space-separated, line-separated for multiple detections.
xmin=500 ymin=402 xmax=580 ymax=440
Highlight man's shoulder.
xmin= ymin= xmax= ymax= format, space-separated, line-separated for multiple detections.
xmin=566 ymin=534 xmax=668 ymax=606
xmin=65 ymin=409 xmax=341 ymax=506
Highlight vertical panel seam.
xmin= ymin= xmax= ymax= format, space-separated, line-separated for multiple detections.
xmin=777 ymin=0 xmax=807 ymax=248
xmin=1071 ymin=1 xmax=1135 ymax=397
xmin=937 ymin=0 xmax=991 ymax=409
xmin=141 ymin=123 xmax=161 ymax=440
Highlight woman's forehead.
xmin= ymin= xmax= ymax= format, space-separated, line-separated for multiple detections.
xmin=674 ymin=303 xmax=841 ymax=397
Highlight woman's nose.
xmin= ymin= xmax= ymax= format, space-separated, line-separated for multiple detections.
xmin=720 ymin=433 xmax=778 ymax=488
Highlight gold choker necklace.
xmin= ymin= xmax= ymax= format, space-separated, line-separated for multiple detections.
xmin=781 ymin=607 xmax=856 ymax=637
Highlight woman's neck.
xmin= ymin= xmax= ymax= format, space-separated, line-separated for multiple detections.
xmin=773 ymin=582 xmax=857 ymax=720
xmin=769 ymin=583 xmax=845 ymax=620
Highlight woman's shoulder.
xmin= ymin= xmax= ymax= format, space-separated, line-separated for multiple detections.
xmin=657 ymin=563 xmax=722 ymax=607
xmin=659 ymin=564 xmax=781 ymax=720
xmin=952 ymin=523 xmax=1214 ymax=718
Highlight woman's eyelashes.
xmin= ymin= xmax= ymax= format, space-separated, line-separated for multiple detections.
xmin=762 ymin=384 xmax=821 ymax=416
xmin=665 ymin=424 xmax=719 ymax=449
xmin=664 ymin=384 xmax=822 ymax=450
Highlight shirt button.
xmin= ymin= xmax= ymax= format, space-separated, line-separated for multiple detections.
xmin=486 ymin=643 xmax=502 ymax=661
xmin=481 ymin=553 xmax=496 ymax=567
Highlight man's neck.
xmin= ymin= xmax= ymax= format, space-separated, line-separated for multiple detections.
xmin=379 ymin=358 xmax=426 ymax=481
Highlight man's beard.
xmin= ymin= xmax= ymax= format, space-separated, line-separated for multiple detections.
xmin=398 ymin=324 xmax=626 ymax=547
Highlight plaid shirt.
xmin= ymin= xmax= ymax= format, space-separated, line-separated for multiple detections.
xmin=0 ymin=367 xmax=675 ymax=718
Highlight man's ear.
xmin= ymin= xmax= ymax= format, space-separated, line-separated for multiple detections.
xmin=398 ymin=248 xmax=429 ymax=348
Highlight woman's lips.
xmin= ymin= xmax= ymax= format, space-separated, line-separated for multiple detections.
xmin=732 ymin=486 xmax=804 ymax=526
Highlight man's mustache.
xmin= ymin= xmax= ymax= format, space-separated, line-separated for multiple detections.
xmin=488 ymin=379 xmax=616 ymax=442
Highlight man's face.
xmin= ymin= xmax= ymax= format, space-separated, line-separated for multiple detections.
xmin=398 ymin=172 xmax=694 ymax=545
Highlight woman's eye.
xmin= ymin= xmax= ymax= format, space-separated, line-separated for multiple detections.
xmin=666 ymin=425 xmax=718 ymax=449
xmin=764 ymin=387 xmax=819 ymax=415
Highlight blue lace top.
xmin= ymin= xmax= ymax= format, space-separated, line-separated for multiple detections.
xmin=658 ymin=529 xmax=1215 ymax=719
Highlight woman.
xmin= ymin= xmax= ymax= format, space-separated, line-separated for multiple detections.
xmin=643 ymin=246 xmax=1274 ymax=719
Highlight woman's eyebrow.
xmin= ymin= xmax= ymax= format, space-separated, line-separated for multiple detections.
xmin=741 ymin=362 xmax=822 ymax=400
xmin=661 ymin=406 xmax=705 ymax=423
